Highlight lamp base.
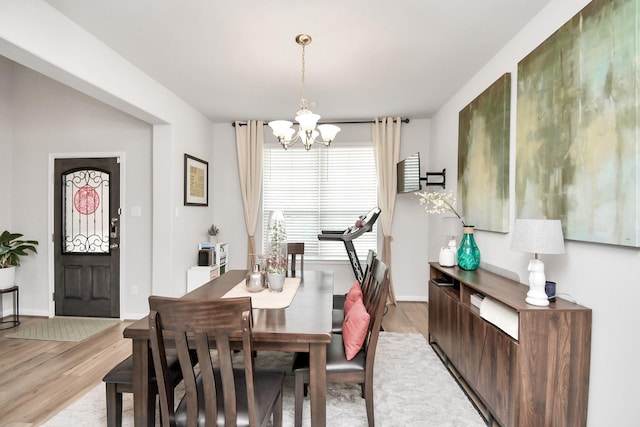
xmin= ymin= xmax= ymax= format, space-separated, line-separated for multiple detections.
xmin=525 ymin=291 xmax=550 ymax=307
xmin=526 ymin=258 xmax=549 ymax=307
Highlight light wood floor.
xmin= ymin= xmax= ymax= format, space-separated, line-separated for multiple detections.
xmin=0 ymin=302 xmax=429 ymax=427
xmin=0 ymin=317 xmax=134 ymax=427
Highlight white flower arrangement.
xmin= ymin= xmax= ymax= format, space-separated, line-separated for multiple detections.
xmin=266 ymin=211 xmax=287 ymax=274
xmin=414 ymin=190 xmax=466 ymax=226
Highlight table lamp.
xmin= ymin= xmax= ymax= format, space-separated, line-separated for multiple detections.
xmin=510 ymin=219 xmax=565 ymax=306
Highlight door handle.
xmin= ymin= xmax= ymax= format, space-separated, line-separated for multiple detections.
xmin=110 ymin=243 xmax=119 ymax=249
xmin=110 ymin=218 xmax=119 ymax=238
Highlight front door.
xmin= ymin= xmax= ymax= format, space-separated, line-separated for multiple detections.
xmin=54 ymin=157 xmax=121 ymax=318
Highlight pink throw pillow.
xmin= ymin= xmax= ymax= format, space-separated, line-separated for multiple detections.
xmin=343 ymin=280 xmax=362 ymax=316
xmin=342 ymin=296 xmax=370 ymax=360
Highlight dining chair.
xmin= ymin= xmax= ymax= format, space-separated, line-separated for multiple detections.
xmin=102 ymin=350 xmax=185 ymax=427
xmin=292 ymin=258 xmax=390 ymax=427
xmin=148 ymin=295 xmax=286 ymax=427
xmin=286 ymin=242 xmax=305 ymax=278
xmin=332 ymin=249 xmax=377 ymax=333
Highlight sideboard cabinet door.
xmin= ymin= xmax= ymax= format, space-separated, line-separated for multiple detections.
xmin=428 ymin=280 xmax=459 ymax=366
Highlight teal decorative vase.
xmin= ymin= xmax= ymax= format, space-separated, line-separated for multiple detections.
xmin=457 ymin=226 xmax=480 ymax=271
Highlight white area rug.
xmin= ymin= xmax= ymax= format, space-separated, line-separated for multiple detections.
xmin=42 ymin=332 xmax=485 ymax=426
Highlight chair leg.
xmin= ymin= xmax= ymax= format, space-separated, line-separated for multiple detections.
xmin=147 ymin=389 xmax=157 ymax=427
xmin=105 ymin=383 xmax=122 ymax=427
xmin=272 ymin=387 xmax=283 ymax=427
xmin=294 ymin=372 xmax=305 ymax=427
xmin=364 ymin=380 xmax=375 ymax=427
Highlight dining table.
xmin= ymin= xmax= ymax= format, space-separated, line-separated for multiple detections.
xmin=123 ymin=269 xmax=334 ymax=427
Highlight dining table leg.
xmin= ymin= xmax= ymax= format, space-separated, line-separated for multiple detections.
xmin=132 ymin=338 xmax=154 ymax=427
xmin=308 ymin=342 xmax=327 ymax=427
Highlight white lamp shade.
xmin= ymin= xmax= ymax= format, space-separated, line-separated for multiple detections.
xmin=317 ymin=124 xmax=340 ymax=142
xmin=295 ymin=112 xmax=321 ymax=131
xmin=511 ymin=219 xmax=565 ymax=255
xmin=283 ymin=127 xmax=296 ymax=141
xmin=268 ymin=120 xmax=293 ymax=138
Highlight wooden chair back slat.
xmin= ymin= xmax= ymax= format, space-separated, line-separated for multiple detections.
xmin=149 ymin=296 xmax=257 ymax=427
xmin=362 ymin=259 xmax=389 ymax=366
xmin=286 ymin=242 xmax=305 ymax=278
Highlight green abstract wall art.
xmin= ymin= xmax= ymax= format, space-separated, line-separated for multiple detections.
xmin=516 ymin=0 xmax=639 ymax=247
xmin=458 ymin=73 xmax=511 ymax=233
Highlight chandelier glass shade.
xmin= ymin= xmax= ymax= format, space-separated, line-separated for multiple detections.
xmin=268 ymin=34 xmax=340 ymax=150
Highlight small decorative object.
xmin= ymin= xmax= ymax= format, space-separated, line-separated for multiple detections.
xmin=442 ymin=216 xmax=463 ymax=266
xmin=207 ymin=224 xmax=219 ymax=243
xmin=457 ymin=226 xmax=481 ymax=271
xmin=266 ymin=210 xmax=287 ymax=293
xmin=256 ymin=253 xmax=269 ymax=288
xmin=511 ymin=219 xmax=565 ymax=307
xmin=268 ymin=271 xmax=286 ymax=293
xmin=545 ymin=281 xmax=557 ymax=303
xmin=415 ymin=191 xmax=477 ymax=268
xmin=438 ymin=246 xmax=455 ymax=267
xmin=0 ymin=231 xmax=39 ymax=287
xmin=245 ymin=264 xmax=265 ymax=293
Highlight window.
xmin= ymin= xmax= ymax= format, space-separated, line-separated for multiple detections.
xmin=263 ymin=145 xmax=378 ymax=261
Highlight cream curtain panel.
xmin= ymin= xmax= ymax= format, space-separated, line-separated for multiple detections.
xmin=235 ymin=120 xmax=264 ymax=269
xmin=372 ymin=117 xmax=401 ymax=305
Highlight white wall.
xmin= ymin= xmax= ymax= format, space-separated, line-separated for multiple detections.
xmin=0 ymin=57 xmax=12 ymax=229
xmin=0 ymin=1 xmax=215 ymax=317
xmin=0 ymin=56 xmax=14 ymax=316
xmin=4 ymin=58 xmax=153 ymax=316
xmin=427 ymin=0 xmax=639 ymax=425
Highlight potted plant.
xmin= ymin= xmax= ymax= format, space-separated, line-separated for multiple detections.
xmin=207 ymin=224 xmax=219 ymax=243
xmin=0 ymin=230 xmax=39 ymax=287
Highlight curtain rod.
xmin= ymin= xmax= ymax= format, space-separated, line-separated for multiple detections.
xmin=231 ymin=118 xmax=410 ymax=127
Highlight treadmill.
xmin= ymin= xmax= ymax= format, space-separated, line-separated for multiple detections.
xmin=317 ymin=207 xmax=381 ymax=283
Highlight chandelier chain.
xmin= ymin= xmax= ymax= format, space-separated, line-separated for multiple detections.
xmin=300 ymin=43 xmax=306 ymax=108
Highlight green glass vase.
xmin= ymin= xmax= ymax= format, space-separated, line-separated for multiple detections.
xmin=457 ymin=226 xmax=480 ymax=271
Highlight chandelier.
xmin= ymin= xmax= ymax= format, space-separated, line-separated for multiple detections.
xmin=268 ymin=34 xmax=340 ymax=151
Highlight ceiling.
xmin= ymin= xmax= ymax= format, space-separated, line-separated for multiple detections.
xmin=44 ymin=0 xmax=552 ymax=123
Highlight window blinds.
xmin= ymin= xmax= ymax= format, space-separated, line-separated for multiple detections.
xmin=263 ymin=146 xmax=378 ymax=261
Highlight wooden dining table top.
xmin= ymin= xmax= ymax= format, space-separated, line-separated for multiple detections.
xmin=123 ymin=269 xmax=334 ymax=349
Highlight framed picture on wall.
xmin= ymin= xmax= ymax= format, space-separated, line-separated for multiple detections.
xmin=515 ymin=0 xmax=639 ymax=247
xmin=457 ymin=72 xmax=511 ymax=233
xmin=184 ymin=154 xmax=208 ymax=206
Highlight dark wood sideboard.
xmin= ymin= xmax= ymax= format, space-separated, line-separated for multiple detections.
xmin=428 ymin=262 xmax=591 ymax=427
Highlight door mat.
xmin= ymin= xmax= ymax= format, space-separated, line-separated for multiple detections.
xmin=6 ymin=317 xmax=121 ymax=342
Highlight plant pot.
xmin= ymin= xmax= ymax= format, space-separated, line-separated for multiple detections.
xmin=208 ymin=236 xmax=218 ymax=244
xmin=268 ymin=272 xmax=286 ymax=293
xmin=0 ymin=266 xmax=16 ymax=288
